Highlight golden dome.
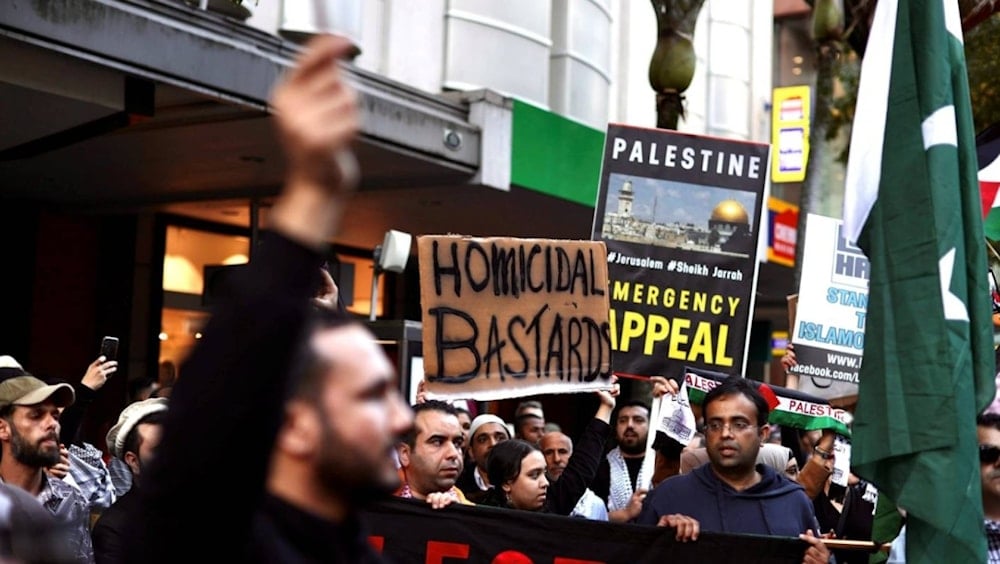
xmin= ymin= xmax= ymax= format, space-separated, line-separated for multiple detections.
xmin=710 ymin=199 xmax=749 ymax=224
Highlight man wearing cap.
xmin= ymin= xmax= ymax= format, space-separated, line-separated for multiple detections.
xmin=3 ymin=354 xmax=118 ymax=517
xmin=92 ymin=398 xmax=167 ymax=564
xmin=0 ymin=372 xmax=96 ymax=563
xmin=456 ymin=413 xmax=510 ymax=503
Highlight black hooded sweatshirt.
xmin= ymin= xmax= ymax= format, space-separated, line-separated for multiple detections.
xmin=637 ymin=462 xmax=820 ymax=537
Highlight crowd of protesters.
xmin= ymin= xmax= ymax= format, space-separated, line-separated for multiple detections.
xmin=3 ymin=32 xmax=999 ymax=564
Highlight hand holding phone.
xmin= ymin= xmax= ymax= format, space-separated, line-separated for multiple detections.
xmin=100 ymin=336 xmax=120 ymax=362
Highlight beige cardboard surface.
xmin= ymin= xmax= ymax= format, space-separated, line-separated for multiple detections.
xmin=418 ymin=235 xmax=613 ymax=400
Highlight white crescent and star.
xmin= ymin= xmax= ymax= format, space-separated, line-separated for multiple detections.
xmin=939 ymin=247 xmax=969 ymax=322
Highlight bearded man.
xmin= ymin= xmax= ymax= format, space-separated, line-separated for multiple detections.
xmin=0 ymin=373 xmax=92 ymax=563
xmin=592 ymin=400 xmax=651 ymax=522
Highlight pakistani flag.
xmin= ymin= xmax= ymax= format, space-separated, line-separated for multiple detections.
xmin=841 ymin=1 xmax=995 ymax=563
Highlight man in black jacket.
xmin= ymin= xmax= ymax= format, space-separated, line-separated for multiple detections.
xmin=92 ymin=398 xmax=167 ymax=564
xmin=125 ymin=34 xmax=413 ymax=563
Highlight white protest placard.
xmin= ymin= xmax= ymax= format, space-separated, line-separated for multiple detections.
xmin=653 ymin=380 xmax=697 ymax=445
xmin=636 ymin=380 xmax=698 ymax=491
xmin=790 ymin=214 xmax=867 ymax=399
xmin=832 ymin=434 xmax=851 ymax=488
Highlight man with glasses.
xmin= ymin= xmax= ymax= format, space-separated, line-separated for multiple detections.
xmin=891 ymin=413 xmax=1000 ymax=563
xmin=636 ymin=376 xmax=829 ymax=563
xmin=978 ymin=412 xmax=1000 ymax=562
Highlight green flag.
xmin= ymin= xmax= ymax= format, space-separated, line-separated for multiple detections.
xmin=841 ymin=1 xmax=995 ymax=563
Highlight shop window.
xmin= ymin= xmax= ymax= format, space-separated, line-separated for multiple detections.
xmin=161 ymin=226 xmax=249 ymax=369
xmin=159 ymin=224 xmax=382 ymax=369
xmin=339 ymin=254 xmax=382 ymax=318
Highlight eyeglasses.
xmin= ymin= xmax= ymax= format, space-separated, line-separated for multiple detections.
xmin=704 ymin=420 xmax=756 ymax=434
xmin=980 ymin=445 xmax=1000 ymax=465
xmin=813 ymin=444 xmax=835 ymax=461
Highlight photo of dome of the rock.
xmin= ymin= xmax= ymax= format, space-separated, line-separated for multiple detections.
xmin=599 ymin=173 xmax=758 ymax=258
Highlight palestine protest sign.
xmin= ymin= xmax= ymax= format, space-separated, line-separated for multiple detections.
xmin=790 ymin=214 xmax=866 ymax=400
xmin=640 ymin=366 xmax=854 ymax=492
xmin=361 ymin=497 xmax=812 ymax=564
xmin=633 ymin=378 xmax=700 ymax=491
xmin=418 ymin=235 xmax=613 ymax=400
xmin=683 ymin=367 xmax=851 ymax=436
xmin=650 ymin=378 xmax=698 ymax=446
xmin=591 ymin=124 xmax=768 ymax=380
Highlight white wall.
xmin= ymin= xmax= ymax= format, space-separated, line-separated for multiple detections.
xmin=443 ymin=0 xmax=553 ymax=104
xmin=549 ymin=0 xmax=613 ymax=129
xmin=243 ymin=0 xmax=772 ymax=142
xmin=249 ymin=1 xmax=364 ymax=50
xmin=245 ymin=1 xmax=279 ymax=33
xmin=359 ymin=0 xmax=446 ymax=93
xmin=750 ymin=0 xmax=774 ymax=143
xmin=609 ymin=0 xmax=772 ymax=141
xmin=608 ymin=0 xmax=657 ymax=128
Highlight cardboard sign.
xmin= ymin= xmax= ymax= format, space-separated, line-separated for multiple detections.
xmin=590 ymin=124 xmax=768 ymax=380
xmin=418 ymin=235 xmax=613 ymax=400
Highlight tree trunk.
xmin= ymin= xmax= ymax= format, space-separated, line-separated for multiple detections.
xmin=794 ymin=41 xmax=842 ymax=287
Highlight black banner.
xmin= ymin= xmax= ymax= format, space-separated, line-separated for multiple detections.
xmin=361 ymin=497 xmax=808 ymax=563
xmin=591 ymin=124 xmax=770 ymax=381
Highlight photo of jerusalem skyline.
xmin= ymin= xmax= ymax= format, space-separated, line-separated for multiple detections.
xmin=599 ymin=173 xmax=759 ymax=258
xmin=603 ymin=174 xmax=758 ymax=229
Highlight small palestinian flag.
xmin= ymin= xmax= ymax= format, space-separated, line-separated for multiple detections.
xmin=979 ymin=122 xmax=1000 ymax=240
xmin=682 ymin=366 xmax=852 ymax=436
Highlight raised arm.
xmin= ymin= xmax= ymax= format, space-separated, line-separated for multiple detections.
xmin=547 ymin=379 xmax=619 ymax=515
xmin=127 ymin=34 xmax=360 ymax=563
xmin=58 ymin=355 xmax=117 ymax=445
xmin=268 ymin=34 xmax=359 ymax=249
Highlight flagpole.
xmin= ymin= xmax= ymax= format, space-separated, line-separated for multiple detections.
xmin=986 ymin=237 xmax=1000 ymax=264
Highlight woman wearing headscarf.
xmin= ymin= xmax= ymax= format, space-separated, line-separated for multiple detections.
xmin=480 ymin=384 xmax=620 ymax=515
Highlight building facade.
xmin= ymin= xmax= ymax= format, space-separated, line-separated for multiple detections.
xmin=0 ymin=0 xmax=808 ymax=441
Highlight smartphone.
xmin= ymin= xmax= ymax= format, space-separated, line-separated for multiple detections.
xmin=99 ymin=336 xmax=119 ymax=361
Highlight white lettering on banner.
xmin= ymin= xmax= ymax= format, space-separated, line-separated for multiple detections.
xmin=610 ymin=137 xmax=762 ymax=180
